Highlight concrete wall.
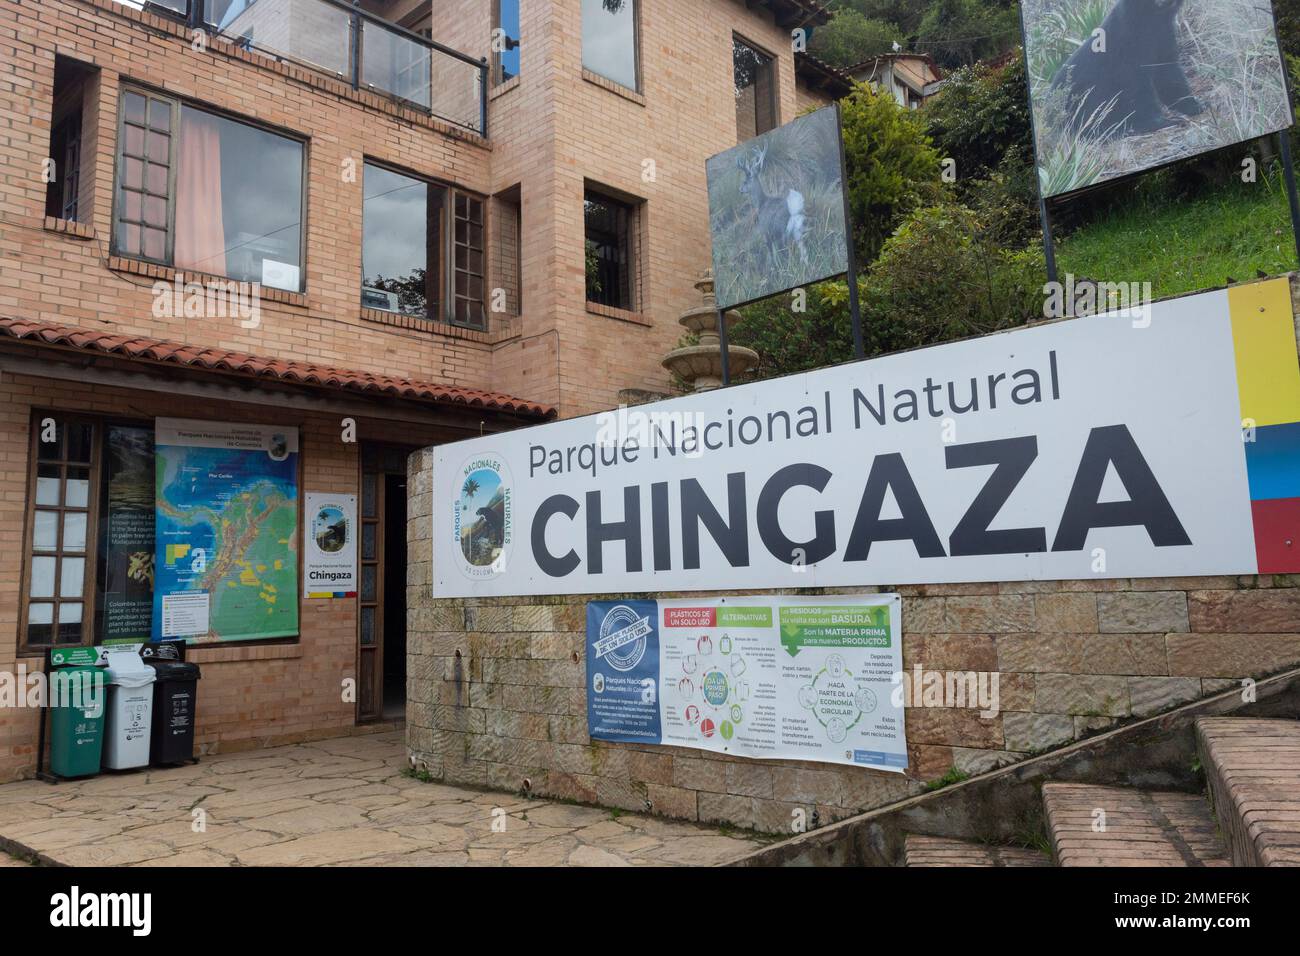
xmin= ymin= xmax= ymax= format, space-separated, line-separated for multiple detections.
xmin=406 ymin=445 xmax=1300 ymax=830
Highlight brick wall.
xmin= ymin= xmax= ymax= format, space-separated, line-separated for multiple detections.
xmin=0 ymin=0 xmax=498 ymax=388
xmin=405 ymin=448 xmax=1300 ymax=830
xmin=433 ymin=0 xmax=810 ymax=417
xmin=0 ymin=369 xmax=475 ymax=782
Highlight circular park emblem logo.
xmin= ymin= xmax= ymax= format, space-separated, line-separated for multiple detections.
xmin=453 ymin=455 xmax=512 ymax=579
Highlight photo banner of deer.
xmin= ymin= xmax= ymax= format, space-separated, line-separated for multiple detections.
xmin=706 ymin=106 xmax=849 ymax=310
xmin=1022 ymin=0 xmax=1293 ymax=198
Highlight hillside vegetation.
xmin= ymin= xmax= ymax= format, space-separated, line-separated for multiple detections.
xmin=728 ymin=3 xmax=1300 ymax=381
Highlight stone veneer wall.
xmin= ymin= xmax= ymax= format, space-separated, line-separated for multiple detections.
xmin=406 ymin=452 xmax=1300 ymax=831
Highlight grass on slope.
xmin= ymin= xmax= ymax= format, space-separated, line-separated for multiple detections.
xmin=1056 ymin=172 xmax=1298 ymax=300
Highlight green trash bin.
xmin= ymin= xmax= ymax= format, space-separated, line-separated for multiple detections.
xmin=48 ymin=664 xmax=106 ymax=779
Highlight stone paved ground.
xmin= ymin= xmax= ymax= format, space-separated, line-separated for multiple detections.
xmin=0 ymin=732 xmax=768 ymax=866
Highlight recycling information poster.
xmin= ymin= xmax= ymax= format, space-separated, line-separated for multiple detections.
xmin=586 ymin=595 xmax=907 ymax=772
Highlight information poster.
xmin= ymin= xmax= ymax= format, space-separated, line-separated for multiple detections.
xmin=97 ymin=425 xmax=155 ymax=641
xmin=304 ymin=492 xmax=358 ymax=598
xmin=587 ymin=595 xmax=907 ymax=772
xmin=153 ymin=419 xmax=299 ymax=643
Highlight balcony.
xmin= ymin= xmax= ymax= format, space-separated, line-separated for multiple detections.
xmin=134 ymin=1 xmax=487 ymax=135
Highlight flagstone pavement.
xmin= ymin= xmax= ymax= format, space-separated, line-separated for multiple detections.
xmin=0 ymin=732 xmax=769 ymax=866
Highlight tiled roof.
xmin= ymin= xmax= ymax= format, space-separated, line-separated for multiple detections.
xmin=794 ymin=51 xmax=854 ymax=97
xmin=0 ymin=317 xmax=556 ymax=420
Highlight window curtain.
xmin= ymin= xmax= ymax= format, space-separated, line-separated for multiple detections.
xmin=174 ymin=108 xmax=227 ymax=278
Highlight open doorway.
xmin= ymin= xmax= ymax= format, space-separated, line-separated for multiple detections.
xmin=382 ymin=473 xmax=407 ymax=720
xmin=357 ymin=443 xmax=415 ymax=723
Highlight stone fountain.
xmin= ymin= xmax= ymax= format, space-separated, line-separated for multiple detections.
xmin=661 ymin=271 xmax=758 ymax=391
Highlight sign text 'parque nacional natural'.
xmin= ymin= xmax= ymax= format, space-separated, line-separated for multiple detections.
xmin=432 ymin=278 xmax=1300 ymax=598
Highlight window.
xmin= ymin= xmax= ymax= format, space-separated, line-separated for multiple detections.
xmin=734 ymin=36 xmax=776 ymax=141
xmin=452 ymin=193 xmax=486 ymax=327
xmin=113 ymin=88 xmax=306 ymax=292
xmin=582 ymin=0 xmax=638 ymax=91
xmin=361 ymin=161 xmax=486 ymax=330
xmin=45 ymin=58 xmax=96 ymax=222
xmin=22 ymin=416 xmax=99 ymax=650
xmin=46 ymin=115 xmax=82 ymax=222
xmin=144 ymin=0 xmax=191 ymax=17
xmin=585 ymin=186 xmax=638 ymax=312
xmin=493 ymin=0 xmax=521 ymax=85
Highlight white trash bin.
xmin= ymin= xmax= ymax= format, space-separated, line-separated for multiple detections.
xmin=101 ymin=649 xmax=156 ymax=770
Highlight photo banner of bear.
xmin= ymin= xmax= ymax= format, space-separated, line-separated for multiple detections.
xmin=304 ymin=492 xmax=358 ymax=598
xmin=1021 ymin=0 xmax=1293 ymax=199
xmin=153 ymin=419 xmax=299 ymax=643
xmin=586 ymin=596 xmax=907 ymax=772
xmin=431 ymin=276 xmax=1300 ymax=598
xmin=705 ymin=105 xmax=850 ymax=310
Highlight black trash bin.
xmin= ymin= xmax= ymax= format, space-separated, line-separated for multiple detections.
xmin=144 ymin=659 xmax=201 ymax=765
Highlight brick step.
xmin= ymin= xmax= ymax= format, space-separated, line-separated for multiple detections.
xmin=903 ymin=834 xmax=1052 ymax=867
xmin=1043 ymin=783 xmax=1230 ymax=867
xmin=1196 ymin=717 xmax=1300 ymax=866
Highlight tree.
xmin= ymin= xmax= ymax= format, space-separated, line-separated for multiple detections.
xmin=838 ymin=83 xmax=945 ymax=266
xmin=809 ymin=11 xmax=898 ymax=68
xmin=730 ymin=202 xmax=1045 ymax=379
xmin=914 ymin=0 xmax=1021 ymax=70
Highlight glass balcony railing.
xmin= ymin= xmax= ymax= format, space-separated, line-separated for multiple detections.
xmin=165 ymin=0 xmax=489 ymax=134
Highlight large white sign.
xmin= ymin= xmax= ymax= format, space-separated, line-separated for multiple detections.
xmin=433 ymin=279 xmax=1300 ymax=598
xmin=587 ymin=596 xmax=906 ymax=772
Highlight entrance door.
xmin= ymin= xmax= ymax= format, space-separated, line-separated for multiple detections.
xmin=357 ymin=443 xmax=415 ymax=723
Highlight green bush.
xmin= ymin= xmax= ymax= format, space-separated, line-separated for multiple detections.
xmin=839 ymin=83 xmax=946 ymax=265
xmin=809 ymin=10 xmax=899 ymax=68
xmin=732 ymin=202 xmax=1046 ymax=379
xmin=854 ymin=203 xmax=1046 ymax=351
xmin=924 ymin=54 xmax=1032 ymax=185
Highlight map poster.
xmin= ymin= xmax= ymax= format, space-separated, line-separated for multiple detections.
xmin=586 ymin=595 xmax=907 ymax=772
xmin=304 ymin=492 xmax=357 ymax=598
xmin=153 ymin=419 xmax=300 ymax=643
xmin=97 ymin=425 xmax=155 ymax=641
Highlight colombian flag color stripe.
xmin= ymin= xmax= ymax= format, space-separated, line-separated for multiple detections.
xmin=1230 ymin=278 xmax=1300 ymax=573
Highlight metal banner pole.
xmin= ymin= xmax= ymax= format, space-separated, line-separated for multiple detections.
xmin=1278 ymin=131 xmax=1300 ymax=269
xmin=834 ymin=102 xmax=865 ymax=360
xmin=1039 ymin=196 xmax=1059 ymax=286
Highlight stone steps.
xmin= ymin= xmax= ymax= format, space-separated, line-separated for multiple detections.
xmin=1197 ymin=717 xmax=1300 ymax=866
xmin=903 ymin=834 xmax=1051 ymax=867
xmin=894 ymin=717 xmax=1300 ymax=867
xmin=1042 ymin=783 xmax=1230 ymax=867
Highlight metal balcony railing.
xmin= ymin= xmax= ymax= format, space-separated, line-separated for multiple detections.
xmin=138 ymin=0 xmax=488 ymax=135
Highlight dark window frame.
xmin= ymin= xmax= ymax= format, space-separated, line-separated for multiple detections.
xmin=46 ymin=112 xmax=83 ymax=222
xmin=110 ymin=84 xmax=309 ymax=290
xmin=584 ymin=184 xmax=640 ymax=313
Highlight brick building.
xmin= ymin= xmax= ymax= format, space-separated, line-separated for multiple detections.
xmin=0 ymin=0 xmax=846 ymax=780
